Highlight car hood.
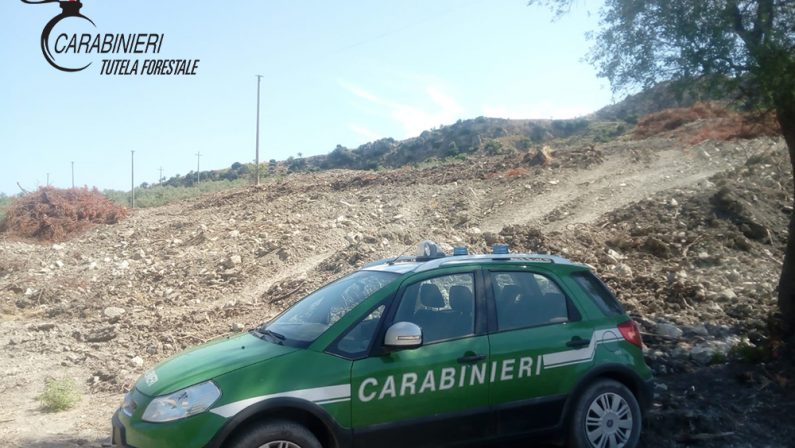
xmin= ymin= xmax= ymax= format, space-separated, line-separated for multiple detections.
xmin=135 ymin=332 xmax=297 ymax=397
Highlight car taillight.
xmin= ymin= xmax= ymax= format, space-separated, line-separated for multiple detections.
xmin=618 ymin=320 xmax=643 ymax=348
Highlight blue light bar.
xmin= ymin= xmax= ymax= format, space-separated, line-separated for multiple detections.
xmin=453 ymin=246 xmax=468 ymax=256
xmin=492 ymin=244 xmax=509 ymax=255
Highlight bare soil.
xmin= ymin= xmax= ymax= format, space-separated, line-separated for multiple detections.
xmin=0 ymin=133 xmax=792 ymax=447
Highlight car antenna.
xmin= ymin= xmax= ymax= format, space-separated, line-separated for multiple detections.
xmin=387 ymin=243 xmax=414 ymax=265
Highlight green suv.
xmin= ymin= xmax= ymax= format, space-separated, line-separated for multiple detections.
xmin=112 ymin=242 xmax=652 ymax=448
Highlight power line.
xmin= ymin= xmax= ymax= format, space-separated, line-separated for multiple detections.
xmin=195 ymin=152 xmax=202 ymax=184
xmin=130 ymin=150 xmax=135 ymax=208
xmin=255 ymin=74 xmax=263 ymax=186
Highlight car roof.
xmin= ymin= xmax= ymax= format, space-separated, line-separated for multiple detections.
xmin=360 ymin=253 xmax=580 ymax=275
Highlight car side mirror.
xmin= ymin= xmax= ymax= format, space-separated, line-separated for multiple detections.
xmin=384 ymin=322 xmax=422 ymax=349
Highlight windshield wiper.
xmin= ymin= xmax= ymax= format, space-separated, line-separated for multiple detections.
xmin=255 ymin=327 xmax=286 ymax=344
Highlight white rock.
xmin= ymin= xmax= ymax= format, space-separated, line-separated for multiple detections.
xmin=129 ymin=356 xmax=144 ymax=368
xmin=607 ymin=249 xmax=625 ymax=261
xmin=230 ymin=255 xmax=242 ymax=265
xmin=718 ymin=288 xmax=737 ymax=301
xmin=655 ymin=323 xmax=683 ymax=338
xmin=104 ymin=307 xmax=126 ymax=320
xmin=612 ymin=264 xmax=633 ymax=277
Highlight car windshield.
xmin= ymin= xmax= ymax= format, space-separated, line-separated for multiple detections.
xmin=261 ymin=270 xmax=398 ymax=347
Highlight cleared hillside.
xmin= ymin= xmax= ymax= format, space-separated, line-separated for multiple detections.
xmin=0 ymin=114 xmax=793 ymax=446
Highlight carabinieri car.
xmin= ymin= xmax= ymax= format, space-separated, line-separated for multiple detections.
xmin=112 ymin=241 xmax=652 ymax=448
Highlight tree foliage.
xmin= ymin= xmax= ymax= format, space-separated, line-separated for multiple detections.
xmin=530 ymin=0 xmax=795 ymax=328
xmin=531 ymin=1 xmax=795 ymax=105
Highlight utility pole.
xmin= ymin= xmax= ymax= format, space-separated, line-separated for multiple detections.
xmin=71 ymin=161 xmax=74 ymax=188
xmin=159 ymin=167 xmax=163 ymax=184
xmin=255 ymin=74 xmax=263 ymax=185
xmin=195 ymin=152 xmax=201 ymax=184
xmin=46 ymin=173 xmax=50 ymax=186
xmin=131 ymin=150 xmax=135 ymax=208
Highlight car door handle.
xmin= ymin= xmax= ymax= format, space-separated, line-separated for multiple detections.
xmin=457 ymin=354 xmax=486 ymax=364
xmin=566 ymin=337 xmax=591 ymax=349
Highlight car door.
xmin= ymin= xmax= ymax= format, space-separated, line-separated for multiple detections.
xmin=486 ymin=268 xmax=595 ymax=436
xmin=350 ymin=269 xmax=492 ymax=448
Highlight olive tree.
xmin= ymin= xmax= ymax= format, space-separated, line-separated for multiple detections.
xmin=530 ymin=0 xmax=795 ymax=328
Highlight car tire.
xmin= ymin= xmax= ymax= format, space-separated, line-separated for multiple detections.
xmin=568 ymin=379 xmax=641 ymax=448
xmin=228 ymin=420 xmax=322 ymax=448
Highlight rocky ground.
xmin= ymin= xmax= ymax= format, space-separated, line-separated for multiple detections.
xmin=0 ymin=131 xmax=793 ymax=447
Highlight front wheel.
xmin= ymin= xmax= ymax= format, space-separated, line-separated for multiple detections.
xmin=568 ymin=379 xmax=642 ymax=448
xmin=228 ymin=420 xmax=322 ymax=448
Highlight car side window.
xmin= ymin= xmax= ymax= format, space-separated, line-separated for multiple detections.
xmin=393 ymin=273 xmax=475 ymax=344
xmin=492 ymin=271 xmax=569 ymax=331
xmin=572 ymin=271 xmax=625 ymax=316
xmin=330 ymin=305 xmax=386 ymax=359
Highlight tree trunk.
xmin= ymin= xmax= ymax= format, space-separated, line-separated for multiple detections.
xmin=777 ymin=99 xmax=795 ymax=332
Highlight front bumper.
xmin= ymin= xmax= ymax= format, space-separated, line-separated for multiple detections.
xmin=111 ymin=409 xmax=133 ymax=447
xmin=111 ymin=405 xmax=226 ymax=448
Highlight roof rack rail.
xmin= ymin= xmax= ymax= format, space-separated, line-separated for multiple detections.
xmin=361 ymin=256 xmax=418 ymax=269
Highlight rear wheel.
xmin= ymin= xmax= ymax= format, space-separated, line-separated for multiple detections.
xmin=228 ymin=420 xmax=322 ymax=448
xmin=568 ymin=379 xmax=641 ymax=448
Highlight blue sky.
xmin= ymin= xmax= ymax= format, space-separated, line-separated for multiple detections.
xmin=0 ymin=0 xmax=612 ymax=195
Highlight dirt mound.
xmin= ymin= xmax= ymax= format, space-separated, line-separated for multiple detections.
xmin=0 ymin=187 xmax=128 ymax=242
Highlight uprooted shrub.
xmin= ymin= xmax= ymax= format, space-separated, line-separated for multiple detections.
xmin=633 ymin=102 xmax=731 ymax=139
xmin=633 ymin=101 xmax=780 ymax=143
xmin=0 ymin=187 xmax=128 ymax=242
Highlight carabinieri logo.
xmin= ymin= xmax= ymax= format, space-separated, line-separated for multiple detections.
xmin=23 ymin=0 xmax=95 ymax=72
xmin=22 ymin=0 xmax=200 ymax=76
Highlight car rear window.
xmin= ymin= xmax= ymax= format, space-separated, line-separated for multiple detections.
xmin=572 ymin=271 xmax=624 ymax=316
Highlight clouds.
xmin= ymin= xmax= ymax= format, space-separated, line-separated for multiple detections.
xmin=340 ymin=78 xmax=598 ymax=146
xmin=348 ymin=124 xmax=382 ymax=142
xmin=341 ymin=81 xmax=464 ymax=139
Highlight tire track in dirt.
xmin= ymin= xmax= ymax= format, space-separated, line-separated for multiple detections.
xmin=480 ymin=143 xmax=744 ymax=233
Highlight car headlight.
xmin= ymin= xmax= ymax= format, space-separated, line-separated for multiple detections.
xmin=121 ymin=390 xmax=137 ymax=417
xmin=141 ymin=381 xmax=221 ymax=422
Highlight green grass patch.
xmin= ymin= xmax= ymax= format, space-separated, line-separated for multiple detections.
xmin=104 ymin=178 xmax=249 ymax=208
xmin=37 ymin=377 xmax=80 ymax=412
xmin=0 ymin=193 xmax=17 ymax=224
xmin=730 ymin=342 xmax=772 ymax=364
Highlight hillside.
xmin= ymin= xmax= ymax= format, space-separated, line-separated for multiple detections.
xmin=0 ymin=108 xmax=793 ymax=446
xmin=118 ymin=82 xmax=747 ymax=200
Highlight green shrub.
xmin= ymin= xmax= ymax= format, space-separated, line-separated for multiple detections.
xmin=729 ymin=342 xmax=771 ymax=364
xmin=37 ymin=377 xmax=80 ymax=412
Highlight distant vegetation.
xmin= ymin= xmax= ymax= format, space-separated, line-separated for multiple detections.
xmin=297 ymin=116 xmax=598 ymax=172
xmin=104 ymin=178 xmax=248 ymax=208
xmin=0 ymin=193 xmax=13 ymax=223
xmin=100 ymin=115 xmax=619 ymax=210
xmin=3 ymin=83 xmax=769 ymax=218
